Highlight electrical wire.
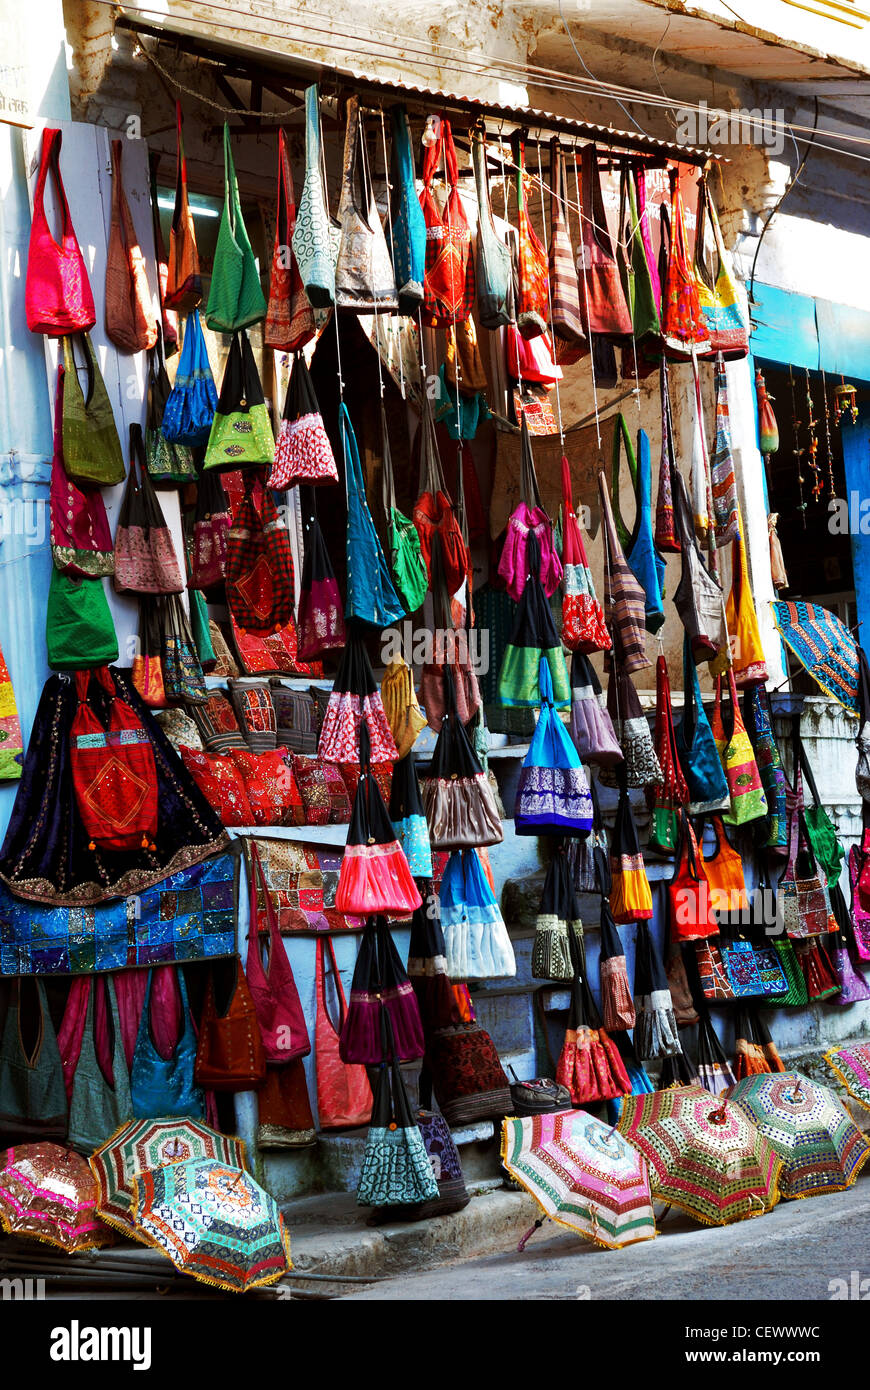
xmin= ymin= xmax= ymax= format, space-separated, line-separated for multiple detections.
xmin=749 ymin=97 xmax=820 ymax=306
xmin=556 ymin=0 xmax=648 ymax=135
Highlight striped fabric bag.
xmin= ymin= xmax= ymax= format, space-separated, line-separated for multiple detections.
xmin=599 ymin=472 xmax=650 ymax=675
xmin=710 ymin=355 xmax=739 ymax=546
xmin=548 ymin=138 xmax=584 ymax=349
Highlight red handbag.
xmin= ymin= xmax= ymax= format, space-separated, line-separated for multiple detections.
xmin=224 ymin=473 xmax=295 ymax=633
xmin=661 ymin=169 xmax=711 ymax=359
xmin=419 ymin=119 xmax=474 ymax=326
xmin=194 ymin=956 xmax=267 ymax=1091
xmin=264 ymin=129 xmax=315 ymax=354
xmin=560 ymin=454 xmax=610 ymax=654
xmin=412 ymin=393 xmax=469 ymax=595
xmin=245 ymin=843 xmax=310 ymax=1063
xmin=578 ymin=144 xmax=632 ymax=338
xmin=315 ymin=936 xmax=372 ymax=1129
xmin=69 ymin=666 xmax=158 ymax=852
xmin=25 ymin=128 xmax=96 ymax=337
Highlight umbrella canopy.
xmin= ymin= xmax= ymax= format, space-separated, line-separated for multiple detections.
xmin=501 ymin=1109 xmax=656 ymax=1250
xmin=617 ymin=1084 xmax=782 ymax=1226
xmin=89 ymin=1117 xmax=247 ymax=1236
xmin=132 ymin=1158 xmax=291 ymax=1293
xmin=726 ymin=1071 xmax=870 ymax=1199
xmin=770 ymin=600 xmax=859 ymax=715
xmin=825 ymin=1042 xmax=870 ymax=1110
xmin=0 ymin=1144 xmax=116 ymax=1254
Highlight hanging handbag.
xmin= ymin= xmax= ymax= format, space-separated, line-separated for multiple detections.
xmin=270 ymin=352 xmax=338 ymax=489
xmin=701 ymin=813 xmax=749 ymax=922
xmin=654 ymin=360 xmax=681 ymax=553
xmin=695 ymin=1010 xmax=735 ymax=1095
xmin=413 ymin=391 xmax=469 ymax=597
xmin=46 ymin=569 xmax=119 ymax=670
xmin=145 ymin=330 xmax=196 ymax=485
xmin=471 ymin=119 xmax=513 ymax=330
xmin=381 ymin=658 xmax=426 ymax=761
xmin=693 ymin=177 xmax=748 ymax=359
xmin=419 ymin=118 xmax=474 ymax=325
xmin=693 ymin=934 xmax=735 ymax=1002
xmin=113 ymin=425 xmax=185 ymax=595
xmin=381 ymin=406 xmax=428 ymax=615
xmin=165 ymin=101 xmax=202 ymax=311
xmin=498 ymin=531 xmax=571 ymax=709
xmin=336 ymin=726 xmax=422 ymax=918
xmin=849 ymin=841 xmax=870 ymax=961
xmin=718 ymin=921 xmax=766 ymax=1000
xmin=598 ymin=664 xmax=661 ymax=790
xmin=389 ymin=104 xmax=427 ymax=316
xmin=358 ymin=1020 xmax=438 ymax=1208
xmin=439 ymin=847 xmax=516 ymax=982
xmin=661 ymin=168 xmax=710 ymax=359
xmin=422 ymin=667 xmax=503 ymax=850
xmin=245 ymin=843 xmax=310 ymax=1063
xmin=161 ymin=309 xmax=218 ymax=448
xmin=513 ymin=134 xmax=549 ymax=339
xmin=599 ymin=900 xmax=635 ymax=1031
xmin=315 ymin=936 xmax=372 ymax=1129
xmin=203 ymin=330 xmax=274 ymax=472
xmin=832 ymin=931 xmax=870 ymax=1004
xmin=25 ymin=127 xmax=96 ymax=336
xmin=426 ymin=1021 xmax=512 ymax=1124
xmin=672 ymin=469 xmax=727 ymax=665
xmin=389 ymin=751 xmax=433 ymax=880
xmin=561 ymin=456 xmax=610 ymax=655
xmin=515 ymin=657 xmax=593 ymax=836
xmin=599 ymin=471 xmax=650 ymax=676
xmin=194 ymin=955 xmax=267 ymax=1091
xmin=292 ymin=83 xmax=339 ymax=310
xmin=190 ymin=469 xmax=231 ymax=590
xmin=131 ymin=596 xmax=167 ymax=709
xmin=498 ymin=419 xmax=562 ymax=603
xmin=130 ymin=968 xmax=204 ymax=1119
xmin=743 ymin=684 xmax=788 ymax=853
xmin=68 ymin=976 xmax=132 ymax=1152
xmin=709 ymin=355 xmax=739 ymax=545
xmin=796 ymin=728 xmax=845 ymax=889
xmin=619 ymin=165 xmax=660 ymax=351
xmin=69 ymin=665 xmax=158 ymax=851
xmin=206 ymin=122 xmax=267 ymax=332
xmin=318 ymin=631 xmax=398 ymax=766
xmin=296 ymin=500 xmax=346 ymax=661
xmin=104 ymin=138 xmax=157 ymax=355
xmin=765 ymin=933 xmax=809 ymax=1007
xmin=779 ymin=774 xmax=837 ymax=939
xmin=609 ymin=766 xmax=653 ymax=924
xmin=855 ymin=645 xmax=870 ymax=804
xmin=532 ymin=845 xmax=583 ymax=981
xmin=675 ymin=635 xmax=730 ymax=814
xmin=577 ymin=143 xmax=632 ymax=337
xmin=647 ymin=653 xmax=689 ymax=853
xmin=556 ymin=930 xmax=632 ymax=1099
xmin=224 ymin=473 xmax=295 ymax=633
xmin=711 ymin=668 xmax=767 ymax=826
xmin=0 ymin=978 xmax=67 ymax=1140
xmin=335 ymin=95 xmax=398 ymax=312
xmin=726 ymin=516 xmax=767 ymax=688
xmin=160 ymin=593 xmax=209 ymax=703
xmin=265 ymin=128 xmax=315 ymax=352
xmin=633 ymin=920 xmax=681 ymax=1060
xmin=61 ymin=334 xmax=125 ymax=487
xmin=668 ymin=810 xmax=718 ymax=941
xmin=340 ymin=915 xmax=425 ymax=1065
xmin=49 ymin=366 xmax=114 ymax=578
xmin=611 ymin=418 xmax=665 ymax=633
xmin=568 ymin=650 xmax=622 ymax=767
xmin=794 ymin=938 xmax=840 ymax=1002
xmin=341 ymin=403 xmax=406 ymax=629
xmin=549 ymin=137 xmax=585 ymax=347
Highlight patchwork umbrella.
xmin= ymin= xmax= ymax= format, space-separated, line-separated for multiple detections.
xmin=89 ymin=1116 xmax=247 ymax=1236
xmin=770 ymin=600 xmax=859 ymax=715
xmin=132 ymin=1157 xmax=291 ymax=1293
xmin=617 ymin=1085 xmax=782 ymax=1226
xmin=824 ymin=1041 xmax=870 ymax=1110
xmin=0 ymin=1144 xmax=116 ymax=1254
xmin=726 ymin=1071 xmax=870 ymax=1199
xmin=501 ymin=1110 xmax=656 ymax=1251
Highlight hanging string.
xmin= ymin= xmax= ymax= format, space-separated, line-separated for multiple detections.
xmin=571 ymin=147 xmax=601 ymax=446
xmin=622 ymin=167 xmax=643 ymax=421
xmin=377 ymin=106 xmax=407 ymax=402
xmin=534 ymin=133 xmax=565 ymax=450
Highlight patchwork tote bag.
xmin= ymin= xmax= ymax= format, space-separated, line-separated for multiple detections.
xmin=161 ymin=309 xmax=218 ymax=448
xmin=568 ymin=650 xmax=623 ymax=767
xmin=532 ymin=844 xmax=584 ymax=982
xmin=711 ymin=668 xmax=767 ymax=826
xmin=296 ymin=500 xmax=346 ymax=661
xmin=26 ymin=127 xmax=96 ymax=336
xmin=270 ymin=352 xmax=338 ymax=488
xmin=292 ymin=83 xmax=339 ymax=310
xmin=224 ymin=473 xmax=295 ymax=633
xmin=515 ymin=657 xmax=593 ymax=836
xmin=341 ymin=403 xmax=406 ymax=628
xmin=69 ymin=665 xmax=158 ymax=852
xmin=165 ymin=101 xmax=202 ymax=312
xmin=205 ymin=122 xmax=267 ymax=333
xmin=265 ymin=127 xmax=315 ymax=353
xmin=340 ymin=915 xmax=424 ymax=1065
xmin=113 ymin=425 xmax=185 ymax=595
xmin=561 ymin=455 xmax=610 ymax=655
xmin=145 ymin=330 xmax=196 ymax=485
xmin=381 ymin=405 xmax=428 ymax=614
xmin=439 ymin=847 xmax=516 ymax=982
xmin=61 ymin=333 xmax=125 ymax=487
xmin=104 ymin=137 xmax=157 ymax=356
xmin=203 ymin=329 xmax=275 ymax=472
xmin=421 ymin=666 xmax=503 ymax=851
xmin=335 ymin=726 xmax=422 ymax=918
xmin=49 ymin=366 xmax=114 ymax=578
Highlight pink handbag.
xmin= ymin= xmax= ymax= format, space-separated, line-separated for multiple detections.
xmin=849 ymin=841 xmax=870 ymax=961
xmin=26 ymin=128 xmax=96 ymax=337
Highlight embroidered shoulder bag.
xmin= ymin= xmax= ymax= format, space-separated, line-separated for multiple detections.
xmin=114 ymin=425 xmax=185 ymax=595
xmin=26 ymin=127 xmax=95 ymax=336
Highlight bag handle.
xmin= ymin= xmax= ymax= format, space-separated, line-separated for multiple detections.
xmin=417 ymin=390 xmax=449 ymax=499
xmin=380 ymin=403 xmax=397 ymax=517
xmin=519 ymin=414 xmax=543 ymax=509
xmin=316 ymin=934 xmax=349 ymax=1033
xmin=442 ymin=118 xmax=460 ymax=191
xmin=276 ymin=128 xmax=295 ymax=247
xmin=36 ymin=129 xmax=74 ymax=240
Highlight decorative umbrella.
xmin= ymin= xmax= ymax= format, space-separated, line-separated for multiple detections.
xmin=0 ymin=1144 xmax=116 ymax=1254
xmin=824 ymin=1042 xmax=870 ymax=1110
xmin=89 ymin=1117 xmax=247 ymax=1236
xmin=726 ymin=1071 xmax=870 ymax=1199
xmin=770 ymin=600 xmax=859 ymax=716
xmin=132 ymin=1158 xmax=291 ymax=1293
xmin=501 ymin=1109 xmax=656 ymax=1251
xmin=617 ymin=1085 xmax=782 ymax=1226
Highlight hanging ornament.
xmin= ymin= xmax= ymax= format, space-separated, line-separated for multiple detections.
xmin=788 ymin=364 xmax=807 ymax=530
xmin=834 ymin=378 xmax=859 ymax=426
xmin=804 ymin=368 xmax=822 ymax=504
xmin=755 ymin=368 xmax=779 ymax=462
xmin=821 ymin=366 xmax=836 ymax=501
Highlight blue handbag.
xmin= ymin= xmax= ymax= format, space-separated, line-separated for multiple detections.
xmin=388 ymin=105 xmax=426 ymax=316
xmin=675 ymin=636 xmax=730 ymax=814
xmin=515 ymin=658 xmax=593 ymax=836
xmin=389 ymin=753 xmax=433 ymax=880
xmin=161 ymin=310 xmax=218 ymax=447
xmin=615 ymin=423 xmax=665 ymax=634
xmin=439 ymin=848 xmax=516 ymax=982
xmin=341 ymin=403 xmax=405 ymax=629
xmin=131 ymin=967 xmax=205 ymax=1119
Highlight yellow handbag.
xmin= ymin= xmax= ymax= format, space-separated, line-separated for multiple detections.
xmin=381 ymin=657 xmax=427 ymax=760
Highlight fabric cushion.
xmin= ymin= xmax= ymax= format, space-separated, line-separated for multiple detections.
xmin=228 ymin=747 xmax=304 ymax=827
xmin=180 ymin=748 xmax=254 ymax=827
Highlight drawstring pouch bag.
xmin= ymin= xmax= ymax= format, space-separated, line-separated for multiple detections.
xmin=668 ymin=811 xmax=719 ymax=942
xmin=104 ymin=138 xmax=157 ymax=356
xmin=421 ymin=667 xmax=503 ymax=851
xmin=439 ymin=848 xmax=516 ymax=982
xmin=46 ymin=570 xmax=119 ymax=671
xmin=291 ymin=83 xmax=339 ymax=310
xmin=318 ymin=632 xmax=398 ymax=766
xmin=145 ymin=331 xmax=196 ymax=485
xmin=389 ymin=752 xmax=433 ymax=880
xmin=336 ymin=726 xmax=422 ymax=918
xmin=633 ymin=920 xmax=682 ymax=1061
xmin=70 ymin=665 xmax=158 ymax=852
xmin=113 ymin=425 xmax=185 ymax=595
xmin=161 ymin=310 xmax=218 ymax=448
xmin=61 ymin=334 xmax=125 ymax=487
xmin=296 ymin=501 xmax=346 ymax=661
xmin=568 ymin=650 xmax=622 ymax=767
xmin=165 ymin=101 xmax=202 ymax=312
xmin=269 ymin=352 xmax=338 ymax=489
xmin=531 ymin=845 xmax=583 ymax=982
xmin=26 ymin=127 xmax=96 ymax=336
xmin=204 ymin=329 xmax=274 ymax=473
xmin=205 ymin=123 xmax=267 ymax=333
xmin=515 ymin=657 xmax=593 ymax=836
xmin=648 ymin=654 xmax=689 ymax=853
xmin=245 ymin=843 xmax=311 ymax=1062
xmin=358 ymin=1023 xmax=438 ymax=1209
xmin=381 ymin=406 xmax=428 ymax=614
xmin=265 ymin=128 xmax=315 ymax=353
xmin=692 ymin=934 xmax=735 ymax=1003
xmin=711 ymin=669 xmax=767 ymax=826
xmin=342 ymin=403 xmax=406 ymax=629
xmin=224 ymin=473 xmax=295 ymax=633
xmin=561 ymin=456 xmax=610 ymax=655
xmin=160 ymin=593 xmax=209 ymax=704
xmin=608 ymin=767 xmax=653 ymax=924
xmin=675 ymin=636 xmax=730 ymax=814
xmin=599 ymin=900 xmax=635 ymax=1031
xmin=497 ymin=532 xmax=571 ymax=709
xmin=190 ymin=470 xmax=231 ymax=591
xmin=340 ymin=915 xmax=425 ymax=1065
xmin=49 ymin=366 xmax=114 ymax=578
xmin=598 ymin=664 xmax=662 ymax=791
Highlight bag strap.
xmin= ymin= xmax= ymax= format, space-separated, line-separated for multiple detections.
xmin=316 ymin=934 xmax=348 ymax=1033
xmin=39 ymin=129 xmax=74 ymax=239
xmin=519 ymin=414 xmax=543 ymax=509
xmin=418 ymin=391 xmax=449 ymax=498
xmin=442 ymin=118 xmax=459 ymax=190
xmin=380 ymin=403 xmax=397 ymax=517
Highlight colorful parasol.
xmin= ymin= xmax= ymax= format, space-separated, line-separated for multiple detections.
xmin=132 ymin=1158 xmax=291 ymax=1293
xmin=770 ymin=600 xmax=859 ymax=716
xmin=617 ymin=1084 xmax=782 ymax=1226
xmin=726 ymin=1071 xmax=870 ymax=1199
xmin=501 ymin=1110 xmax=656 ymax=1251
xmin=824 ymin=1042 xmax=870 ymax=1110
xmin=89 ymin=1117 xmax=247 ymax=1236
xmin=0 ymin=1144 xmax=116 ymax=1254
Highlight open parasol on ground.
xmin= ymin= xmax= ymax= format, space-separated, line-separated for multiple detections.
xmin=824 ymin=1042 xmax=870 ymax=1110
xmin=617 ymin=1084 xmax=782 ymax=1226
xmin=0 ymin=1144 xmax=116 ymax=1254
xmin=726 ymin=1071 xmax=870 ymax=1198
xmin=89 ymin=1116 xmax=247 ymax=1236
xmin=132 ymin=1157 xmax=291 ymax=1293
xmin=770 ymin=600 xmax=859 ymax=715
xmin=501 ymin=1109 xmax=657 ymax=1251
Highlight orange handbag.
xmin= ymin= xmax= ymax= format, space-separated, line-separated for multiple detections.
xmin=194 ymin=956 xmax=267 ymax=1091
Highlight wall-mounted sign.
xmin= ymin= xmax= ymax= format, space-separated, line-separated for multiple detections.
xmin=0 ymin=13 xmax=34 ymax=128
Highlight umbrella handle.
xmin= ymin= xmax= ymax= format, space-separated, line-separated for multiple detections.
xmin=517 ymin=1218 xmax=545 ymax=1252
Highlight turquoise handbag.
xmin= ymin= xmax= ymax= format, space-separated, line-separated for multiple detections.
xmin=675 ymin=635 xmax=730 ymax=814
xmin=341 ymin=403 xmax=405 ymax=629
xmin=612 ymin=418 xmax=665 ymax=634
xmin=131 ymin=968 xmax=205 ymax=1120
xmin=389 ymin=105 xmax=426 ymax=316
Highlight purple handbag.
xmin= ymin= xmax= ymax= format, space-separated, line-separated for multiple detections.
xmin=568 ymin=650 xmax=623 ymax=767
xmin=339 ymin=916 xmax=424 ymax=1065
xmin=296 ymin=507 xmax=346 ymax=661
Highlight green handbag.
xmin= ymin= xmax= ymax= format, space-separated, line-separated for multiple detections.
xmin=766 ymin=933 xmax=810 ymax=1008
xmin=381 ymin=406 xmax=428 ymax=614
xmin=189 ymin=587 xmax=217 ymax=671
xmin=205 ymin=123 xmax=267 ymax=333
xmin=798 ymin=734 xmax=845 ymax=889
xmin=61 ymin=334 xmax=125 ymax=487
xmin=145 ymin=333 xmax=197 ymax=485
xmin=46 ymin=569 xmax=119 ymax=670
xmin=203 ymin=329 xmax=274 ymax=472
